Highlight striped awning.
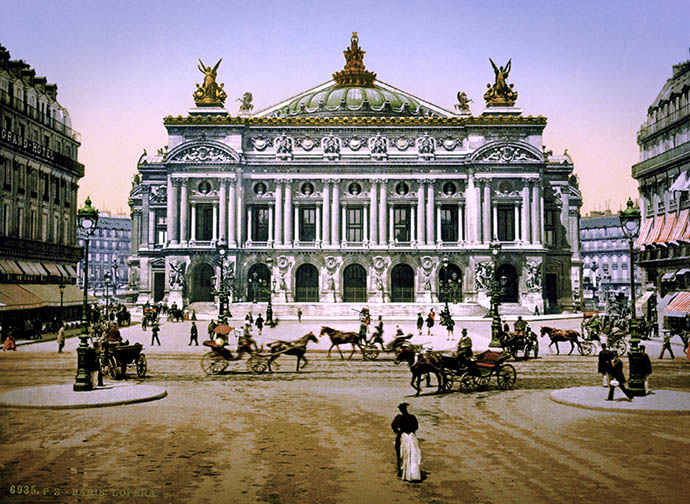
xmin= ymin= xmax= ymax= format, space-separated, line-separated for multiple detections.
xmin=646 ymin=215 xmax=665 ymax=244
xmin=636 ymin=218 xmax=653 ymax=247
xmin=657 ymin=213 xmax=676 ymax=243
xmin=663 ymin=291 xmax=690 ymax=317
xmin=41 ymin=263 xmax=61 ymax=275
xmin=0 ymin=284 xmax=45 ymax=311
xmin=0 ymin=260 xmax=24 ymax=275
xmin=670 ymin=209 xmax=689 ymax=241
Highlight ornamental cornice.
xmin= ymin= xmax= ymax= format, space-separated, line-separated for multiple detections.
xmin=470 ymin=141 xmax=544 ymax=163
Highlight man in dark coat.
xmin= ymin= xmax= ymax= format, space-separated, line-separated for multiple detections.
xmin=189 ymin=321 xmax=198 ymax=346
xmin=607 ymin=357 xmax=633 ymax=401
xmin=391 ymin=403 xmax=418 ymax=477
xmin=255 ymin=314 xmax=264 ymax=336
xmin=151 ymin=321 xmax=161 ymax=346
xmin=659 ymin=333 xmax=675 ymax=359
xmin=639 ymin=344 xmax=652 ymax=394
xmin=598 ymin=343 xmax=614 ymax=387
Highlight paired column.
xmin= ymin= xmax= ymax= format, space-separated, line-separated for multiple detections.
xmin=219 ymin=180 xmax=227 ymax=243
xmin=284 ymin=182 xmax=293 ymax=246
xmin=274 ymin=181 xmax=283 ymax=246
xmin=531 ymin=181 xmax=541 ymax=244
xmin=378 ymin=180 xmax=387 ymax=245
xmin=492 ymin=205 xmax=498 ymax=240
xmin=179 ymin=178 xmax=188 ymax=244
xmin=322 ymin=181 xmax=331 ymax=246
xmin=521 ymin=179 xmax=531 ymax=243
xmin=417 ymin=182 xmax=425 ymax=245
xmin=141 ymin=186 xmax=150 ymax=249
xmin=268 ymin=206 xmax=274 ymax=243
xmin=457 ymin=205 xmax=464 ymax=242
xmin=190 ymin=203 xmax=197 ymax=242
xmin=148 ymin=207 xmax=155 ymax=246
xmin=426 ymin=181 xmax=435 ymax=245
xmin=369 ymin=180 xmax=378 ymax=245
xmin=363 ymin=207 xmax=369 ymax=242
xmin=170 ymin=179 xmax=180 ymax=244
xmin=212 ymin=203 xmax=218 ymax=242
xmin=331 ymin=182 xmax=340 ymax=246
xmin=228 ymin=181 xmax=236 ymax=247
xmin=165 ymin=177 xmax=173 ymax=245
xmin=482 ymin=180 xmax=491 ymax=243
xmin=236 ymin=179 xmax=244 ymax=245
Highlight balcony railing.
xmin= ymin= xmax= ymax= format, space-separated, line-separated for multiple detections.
xmin=637 ymin=103 xmax=690 ymax=141
xmin=0 ymin=89 xmax=81 ymax=142
xmin=632 ymin=140 xmax=690 ymax=177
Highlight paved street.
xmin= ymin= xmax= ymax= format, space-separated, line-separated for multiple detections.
xmin=2 ymin=316 xmax=690 ymax=504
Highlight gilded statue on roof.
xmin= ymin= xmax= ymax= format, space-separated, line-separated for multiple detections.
xmin=483 ymin=58 xmax=518 ymax=106
xmin=194 ymin=58 xmax=227 ymax=106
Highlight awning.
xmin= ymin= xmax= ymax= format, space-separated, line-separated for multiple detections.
xmin=55 ymin=264 xmax=71 ymax=278
xmin=663 ymin=291 xmax=690 ymax=317
xmin=646 ymin=215 xmax=665 ymax=244
xmin=0 ymin=284 xmax=45 ymax=311
xmin=0 ymin=260 xmax=24 ymax=275
xmin=657 ymin=213 xmax=676 ymax=243
xmin=635 ymin=290 xmax=655 ymax=318
xmin=670 ymin=209 xmax=689 ymax=241
xmin=636 ymin=218 xmax=653 ymax=247
xmin=670 ymin=170 xmax=690 ymax=192
xmin=64 ymin=265 xmax=78 ymax=277
xmin=41 ymin=263 xmax=61 ymax=275
xmin=677 ymin=268 xmax=690 ymax=276
xmin=661 ymin=271 xmax=678 ymax=282
xmin=19 ymin=284 xmax=85 ymax=307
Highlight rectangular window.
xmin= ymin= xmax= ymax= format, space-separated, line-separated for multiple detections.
xmin=53 ymin=215 xmax=59 ymax=242
xmin=2 ymin=158 xmax=10 ymax=190
xmin=2 ymin=204 xmax=10 ymax=236
xmin=17 ymin=207 xmax=24 ymax=238
xmin=53 ymin=178 xmax=60 ymax=204
xmin=440 ymin=205 xmax=458 ymax=242
xmin=17 ymin=164 xmax=25 ymax=194
xmin=41 ymin=213 xmax=47 ymax=241
xmin=156 ymin=210 xmax=167 ymax=244
xmin=42 ymin=173 xmax=48 ymax=201
xmin=252 ymin=206 xmax=269 ymax=241
xmin=299 ymin=206 xmax=317 ymax=242
xmin=346 ymin=206 xmax=364 ymax=242
xmin=545 ymin=209 xmax=558 ymax=246
xmin=393 ymin=206 xmax=411 ymax=242
xmin=497 ymin=205 xmax=515 ymax=241
xmin=30 ymin=210 xmax=37 ymax=239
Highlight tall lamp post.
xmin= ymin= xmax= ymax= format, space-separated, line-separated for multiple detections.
xmin=74 ymin=197 xmax=98 ymax=392
xmin=440 ymin=256 xmax=451 ymax=322
xmin=215 ymin=240 xmax=228 ymax=323
xmin=265 ymin=257 xmax=274 ymax=325
xmin=104 ymin=272 xmax=112 ymax=317
xmin=111 ymin=259 xmax=118 ymax=302
xmin=619 ymin=197 xmax=645 ymax=396
xmin=58 ymin=282 xmax=65 ymax=325
xmin=488 ymin=241 xmax=503 ymax=348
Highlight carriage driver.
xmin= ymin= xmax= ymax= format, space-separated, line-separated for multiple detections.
xmin=513 ymin=316 xmax=527 ymax=336
xmin=456 ymin=329 xmax=473 ymax=362
xmin=238 ymin=323 xmax=259 ymax=355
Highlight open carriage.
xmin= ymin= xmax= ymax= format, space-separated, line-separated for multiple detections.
xmin=99 ymin=341 xmax=147 ymax=379
xmin=454 ymin=350 xmax=516 ymax=393
xmin=201 ymin=325 xmax=270 ymax=374
xmin=498 ymin=326 xmax=539 ymax=359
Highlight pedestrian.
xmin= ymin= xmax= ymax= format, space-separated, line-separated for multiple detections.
xmin=607 ymin=357 xmax=634 ymax=401
xmin=446 ymin=316 xmax=455 ymax=340
xmin=597 ymin=343 xmax=614 ymax=387
xmin=639 ymin=344 xmax=652 ymax=394
xmin=416 ymin=313 xmax=424 ymax=336
xmin=297 ymin=307 xmax=303 ymax=323
xmin=208 ymin=319 xmax=217 ymax=340
xmin=359 ymin=319 xmax=368 ymax=344
xmin=189 ymin=321 xmax=198 ymax=346
xmin=57 ymin=324 xmax=66 ymax=353
xmin=659 ymin=333 xmax=674 ymax=359
xmin=255 ymin=313 xmax=264 ymax=336
xmin=2 ymin=330 xmax=16 ymax=351
xmin=151 ymin=321 xmax=161 ymax=346
xmin=191 ymin=310 xmax=197 ymax=321
xmin=534 ymin=305 xmax=540 ymax=316
xmin=391 ymin=403 xmax=421 ymax=482
xmin=426 ymin=309 xmax=435 ymax=336
xmin=245 ymin=312 xmax=254 ymax=325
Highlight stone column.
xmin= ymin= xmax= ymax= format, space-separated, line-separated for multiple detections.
xmin=212 ymin=203 xmax=218 ymax=242
xmin=332 ymin=182 xmax=340 ymax=246
xmin=179 ymin=178 xmax=188 ymax=244
xmin=148 ymin=208 xmax=155 ymax=246
xmin=236 ymin=178 xmax=244 ymax=245
xmin=341 ymin=207 xmax=346 ymax=243
xmin=411 ymin=207 xmax=416 ymax=244
xmin=417 ymin=182 xmax=425 ymax=245
xmin=388 ymin=207 xmax=394 ymax=243
xmin=369 ymin=180 xmax=378 ymax=245
xmin=379 ymin=180 xmax=387 ymax=245
xmin=141 ymin=186 xmax=150 ymax=249
xmin=521 ymin=179 xmax=531 ymax=243
xmin=284 ymin=182 xmax=293 ymax=246
xmin=315 ymin=206 xmax=320 ymax=242
xmin=219 ymin=179 xmax=227 ymax=242
xmin=514 ymin=204 xmax=520 ymax=242
xmin=482 ymin=180 xmax=491 ymax=243
xmin=492 ymin=204 xmax=498 ymax=240
xmin=457 ymin=204 xmax=463 ymax=241
xmin=531 ymin=181 xmax=540 ymax=244
xmin=268 ymin=206 xmax=274 ymax=243
xmin=436 ymin=206 xmax=442 ymax=243
xmin=474 ymin=177 xmax=482 ymax=243
xmin=465 ymin=173 xmax=475 ymax=243
xmin=322 ymin=181 xmax=331 ymax=246
xmin=539 ymin=184 xmax=545 ymax=243
xmin=426 ymin=180 xmax=435 ymax=245
xmin=190 ymin=203 xmax=197 ymax=242
xmin=165 ymin=177 xmax=173 ymax=245
xmin=131 ymin=210 xmax=140 ymax=254
xmin=296 ymin=206 xmax=302 ymax=242
xmin=363 ymin=207 xmax=369 ymax=242
xmin=170 ymin=179 xmax=180 ymax=244
xmin=274 ymin=181 xmax=283 ymax=246
xmin=228 ymin=182 xmax=236 ymax=247
xmin=247 ymin=206 xmax=253 ymax=242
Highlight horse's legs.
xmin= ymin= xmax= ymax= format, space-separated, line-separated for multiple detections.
xmin=348 ymin=344 xmax=357 ymax=360
xmin=554 ymin=341 xmax=560 ymax=355
xmin=568 ymin=341 xmax=575 ymax=355
xmin=300 ymin=353 xmax=308 ymax=370
xmin=337 ymin=345 xmax=345 ymax=360
xmin=267 ymin=357 xmax=274 ymax=373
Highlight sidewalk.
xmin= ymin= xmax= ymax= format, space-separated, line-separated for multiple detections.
xmin=550 ymin=386 xmax=690 ymax=415
xmin=0 ymin=382 xmax=167 ymax=409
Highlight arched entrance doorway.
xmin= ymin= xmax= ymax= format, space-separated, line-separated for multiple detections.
xmin=247 ymin=263 xmax=271 ymax=302
xmin=496 ymin=263 xmax=519 ymax=303
xmin=190 ymin=263 xmax=214 ymax=302
xmin=295 ymin=264 xmax=319 ymax=302
xmin=391 ymin=264 xmax=414 ymax=302
xmin=343 ymin=264 xmax=367 ymax=302
xmin=439 ymin=263 xmax=463 ymax=303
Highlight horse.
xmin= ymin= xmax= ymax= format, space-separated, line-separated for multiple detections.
xmin=540 ymin=326 xmax=582 ymax=355
xmin=394 ymin=346 xmax=455 ymax=395
xmin=266 ymin=332 xmax=319 ymax=372
xmin=320 ymin=326 xmax=364 ymax=359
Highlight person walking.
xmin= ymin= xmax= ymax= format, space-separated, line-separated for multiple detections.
xmin=391 ymin=403 xmax=421 ymax=482
xmin=416 ymin=313 xmax=424 ymax=336
xmin=446 ymin=316 xmax=455 ymax=340
xmin=189 ymin=321 xmax=199 ymax=346
xmin=597 ymin=343 xmax=614 ymax=387
xmin=297 ymin=307 xmax=303 ymax=323
xmin=255 ymin=314 xmax=264 ymax=336
xmin=659 ymin=333 xmax=675 ymax=359
xmin=426 ymin=309 xmax=435 ymax=336
xmin=207 ymin=319 xmax=217 ymax=341
xmin=639 ymin=344 xmax=652 ymax=394
xmin=151 ymin=321 xmax=161 ymax=346
xmin=57 ymin=324 xmax=66 ymax=353
xmin=607 ymin=356 xmax=634 ymax=401
xmin=245 ymin=312 xmax=254 ymax=325
xmin=2 ymin=330 xmax=16 ymax=351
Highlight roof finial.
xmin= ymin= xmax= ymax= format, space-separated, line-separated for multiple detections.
xmin=333 ymin=32 xmax=376 ymax=87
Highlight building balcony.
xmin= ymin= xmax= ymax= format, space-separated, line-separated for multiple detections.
xmin=632 ymin=140 xmax=690 ymax=178
xmin=0 ymin=89 xmax=81 ymax=142
xmin=637 ymin=103 xmax=690 ymax=143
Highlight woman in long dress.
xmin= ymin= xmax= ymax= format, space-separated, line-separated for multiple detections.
xmin=392 ymin=403 xmax=422 ymax=482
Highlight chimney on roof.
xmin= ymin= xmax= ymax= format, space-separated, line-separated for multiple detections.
xmin=45 ymin=83 xmax=58 ymax=100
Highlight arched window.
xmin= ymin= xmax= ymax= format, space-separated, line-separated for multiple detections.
xmin=390 ymin=264 xmax=414 ymax=302
xmin=343 ymin=264 xmax=367 ymax=302
xmin=295 ymin=264 xmax=319 ymax=302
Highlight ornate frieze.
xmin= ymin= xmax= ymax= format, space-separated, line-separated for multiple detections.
xmin=169 ymin=145 xmax=235 ymax=163
xmin=295 ymin=136 xmax=321 ymax=151
xmin=474 ymin=261 xmax=494 ymax=292
xmin=149 ymin=185 xmax=167 ymax=204
xmin=275 ymin=133 xmax=294 ymax=159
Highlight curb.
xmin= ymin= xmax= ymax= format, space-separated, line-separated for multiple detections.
xmin=0 ymin=384 xmax=168 ymax=409
xmin=550 ymin=386 xmax=690 ymax=415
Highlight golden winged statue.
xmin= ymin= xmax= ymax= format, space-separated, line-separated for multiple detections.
xmin=483 ymin=58 xmax=518 ymax=106
xmin=194 ymin=58 xmax=227 ymax=106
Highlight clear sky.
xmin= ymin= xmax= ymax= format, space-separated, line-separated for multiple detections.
xmin=2 ymin=0 xmax=689 ymax=216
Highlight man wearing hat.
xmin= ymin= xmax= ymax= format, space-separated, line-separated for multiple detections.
xmin=391 ymin=402 xmax=419 ymax=479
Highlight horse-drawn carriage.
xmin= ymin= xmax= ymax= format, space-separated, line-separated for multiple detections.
xmin=97 ymin=340 xmax=147 ymax=379
xmin=167 ymin=305 xmax=185 ymax=322
xmin=540 ymin=326 xmax=594 ymax=355
xmin=498 ymin=326 xmax=539 ymax=359
xmin=116 ymin=307 xmax=131 ymax=327
xmin=201 ymin=325 xmax=318 ymax=375
xmin=455 ymin=350 xmax=517 ymax=393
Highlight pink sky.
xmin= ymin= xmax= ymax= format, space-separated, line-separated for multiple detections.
xmin=2 ymin=0 xmax=689 ymax=216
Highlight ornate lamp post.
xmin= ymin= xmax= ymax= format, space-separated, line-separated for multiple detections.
xmin=215 ymin=240 xmax=228 ymax=323
xmin=488 ymin=241 xmax=503 ymax=348
xmin=440 ymin=256 xmax=451 ymax=323
xmin=74 ymin=197 xmax=98 ymax=392
xmin=265 ymin=258 xmax=274 ymax=325
xmin=111 ymin=259 xmax=118 ymax=300
xmin=58 ymin=282 xmax=65 ymax=325
xmin=619 ymin=197 xmax=645 ymax=396
xmin=104 ymin=272 xmax=112 ymax=317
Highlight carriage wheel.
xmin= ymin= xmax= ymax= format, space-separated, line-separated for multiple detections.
xmin=136 ymin=354 xmax=147 ymax=378
xmin=458 ymin=372 xmax=475 ymax=393
xmin=441 ymin=373 xmax=454 ymax=392
xmin=201 ymin=352 xmax=228 ymax=375
xmin=102 ymin=354 xmax=118 ymax=379
xmin=473 ymin=373 xmax=490 ymax=389
xmin=533 ymin=340 xmax=539 ymax=359
xmin=247 ymin=356 xmax=268 ymax=374
xmin=579 ymin=341 xmax=594 ymax=356
xmin=613 ymin=338 xmax=627 ymax=355
xmin=496 ymin=364 xmax=517 ymax=390
xmin=363 ymin=347 xmax=380 ymax=361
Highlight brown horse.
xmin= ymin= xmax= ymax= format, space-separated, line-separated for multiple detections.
xmin=267 ymin=332 xmax=319 ymax=372
xmin=394 ymin=346 xmax=451 ymax=395
xmin=320 ymin=326 xmax=364 ymax=359
xmin=540 ymin=326 xmax=582 ymax=355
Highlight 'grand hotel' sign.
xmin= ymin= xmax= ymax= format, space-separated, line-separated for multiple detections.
xmin=1 ymin=127 xmax=56 ymax=162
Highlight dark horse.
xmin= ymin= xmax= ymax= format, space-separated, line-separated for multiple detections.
xmin=267 ymin=332 xmax=319 ymax=372
xmin=540 ymin=326 xmax=582 ymax=355
xmin=394 ymin=346 xmax=455 ymax=395
xmin=320 ymin=326 xmax=363 ymax=359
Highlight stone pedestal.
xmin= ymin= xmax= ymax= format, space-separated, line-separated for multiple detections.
xmin=168 ymin=289 xmax=184 ymax=308
xmin=188 ymin=106 xmax=228 ymax=117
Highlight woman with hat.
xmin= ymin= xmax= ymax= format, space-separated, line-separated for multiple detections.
xmin=391 ymin=403 xmax=422 ymax=482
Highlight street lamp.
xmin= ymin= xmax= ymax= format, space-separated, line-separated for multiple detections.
xmin=265 ymin=257 xmax=274 ymax=325
xmin=74 ymin=197 xmax=98 ymax=392
xmin=488 ymin=241 xmax=503 ymax=348
xmin=111 ymin=259 xmax=118 ymax=301
xmin=215 ymin=239 xmax=228 ymax=322
xmin=440 ymin=256 xmax=451 ymax=325
xmin=104 ymin=272 xmax=112 ymax=317
xmin=619 ymin=197 xmax=644 ymax=396
xmin=58 ymin=282 xmax=65 ymax=326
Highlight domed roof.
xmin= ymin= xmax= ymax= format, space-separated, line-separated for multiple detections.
xmin=270 ymin=33 xmax=443 ymax=118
